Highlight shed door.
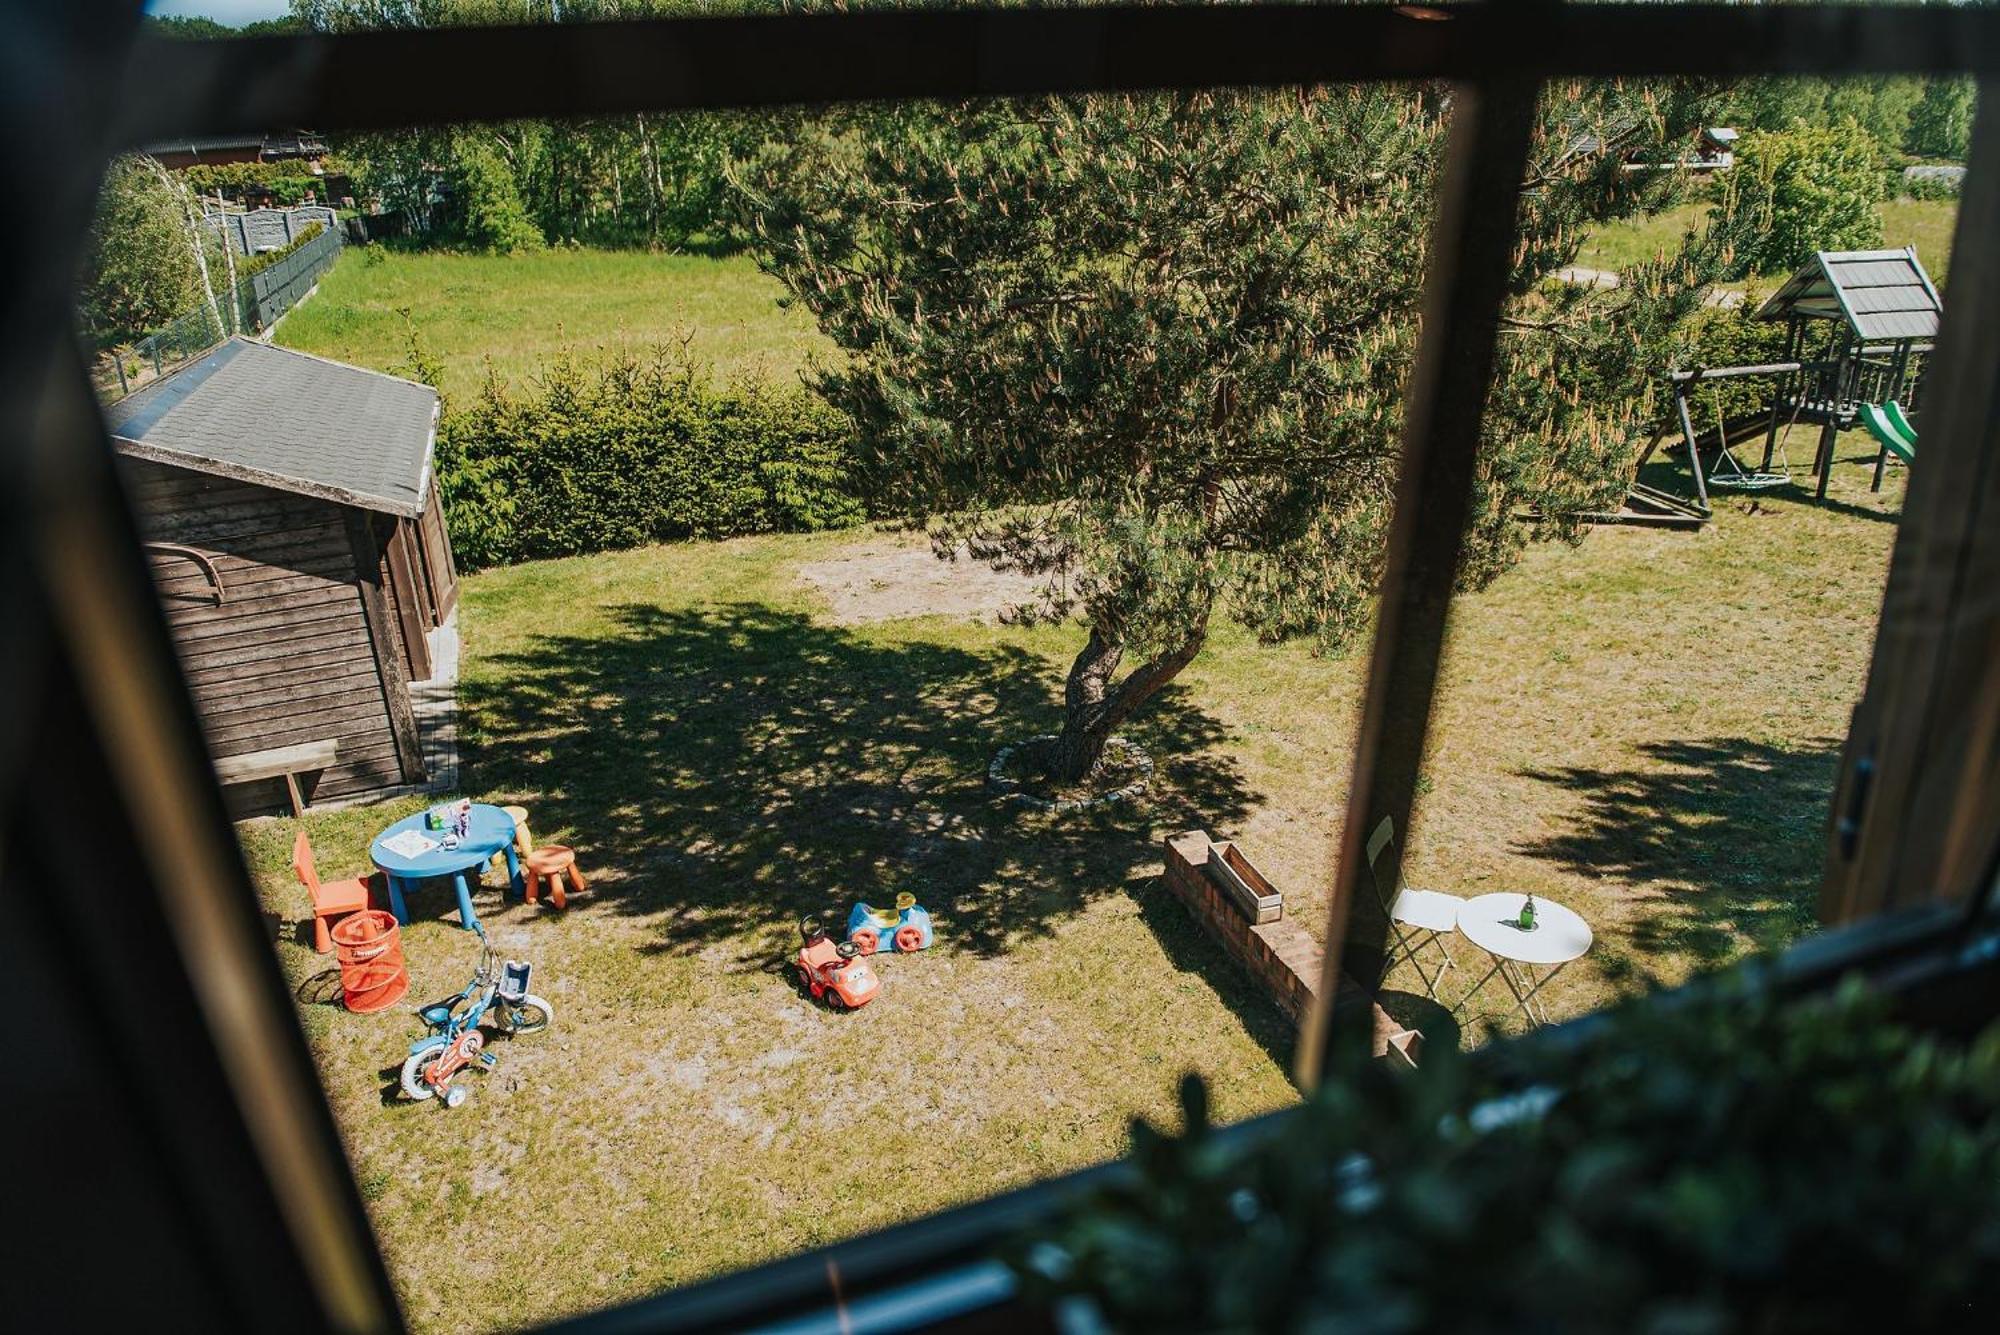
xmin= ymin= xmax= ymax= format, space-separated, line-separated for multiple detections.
xmin=380 ymin=516 xmax=435 ymax=682
xmin=415 ymin=487 xmax=459 ymax=624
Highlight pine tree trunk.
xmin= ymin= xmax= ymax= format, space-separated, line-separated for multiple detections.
xmin=1047 ymin=628 xmax=1124 ymax=783
xmin=1043 ymin=619 xmax=1209 ymax=785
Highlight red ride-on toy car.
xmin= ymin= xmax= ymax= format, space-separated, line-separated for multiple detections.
xmin=796 ymin=920 xmax=880 ymax=1010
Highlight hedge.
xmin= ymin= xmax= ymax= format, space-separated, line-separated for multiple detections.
xmin=1677 ymin=296 xmax=1792 ymax=427
xmin=236 ymin=221 xmax=325 ymax=280
xmin=1014 ymin=974 xmax=2000 ymax=1332
xmin=436 ymin=348 xmax=867 ymax=570
xmin=184 ymin=161 xmax=324 ymax=206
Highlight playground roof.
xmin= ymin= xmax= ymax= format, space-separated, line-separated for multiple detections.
xmin=1753 ymin=248 xmax=1942 ymax=343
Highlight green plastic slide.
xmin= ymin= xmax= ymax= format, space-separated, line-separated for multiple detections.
xmin=1885 ymin=401 xmax=1919 ymax=445
xmin=1861 ymin=403 xmax=1916 ymax=464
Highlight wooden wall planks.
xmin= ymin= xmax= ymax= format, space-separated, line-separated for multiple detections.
xmin=119 ymin=458 xmax=420 ymax=810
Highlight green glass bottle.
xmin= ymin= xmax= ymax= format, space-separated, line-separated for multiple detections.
xmin=1517 ymin=894 xmax=1537 ymax=931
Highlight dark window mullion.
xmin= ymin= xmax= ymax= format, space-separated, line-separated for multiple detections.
xmin=1299 ymin=77 xmax=1543 ymax=1087
xmin=1822 ymin=80 xmax=2000 ymax=927
xmin=114 ymin=7 xmax=2000 ymax=145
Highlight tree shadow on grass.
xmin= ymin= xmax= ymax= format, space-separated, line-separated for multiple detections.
xmin=458 ymin=602 xmax=1255 ymax=965
xmin=1516 ymin=737 xmax=1839 ymax=983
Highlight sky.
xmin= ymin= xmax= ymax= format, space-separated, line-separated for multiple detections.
xmin=147 ymin=0 xmax=293 ymax=25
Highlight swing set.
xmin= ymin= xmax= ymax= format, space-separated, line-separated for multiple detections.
xmin=1666 ymin=360 xmax=1816 ymax=510
xmin=1611 ymin=249 xmax=1941 ymax=527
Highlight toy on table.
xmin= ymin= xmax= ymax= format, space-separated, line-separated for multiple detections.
xmin=422 ymin=799 xmax=475 ymax=850
xmin=796 ymin=920 xmax=879 ymax=1010
xmin=400 ymin=926 xmax=554 ymax=1108
xmin=845 ymin=892 xmax=933 ymax=955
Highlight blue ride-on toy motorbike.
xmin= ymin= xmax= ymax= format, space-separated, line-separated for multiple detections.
xmin=845 ymin=892 xmax=934 ymax=955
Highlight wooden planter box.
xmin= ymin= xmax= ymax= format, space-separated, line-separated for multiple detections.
xmin=1206 ymin=840 xmax=1283 ymax=924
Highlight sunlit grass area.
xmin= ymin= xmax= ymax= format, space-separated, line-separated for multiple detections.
xmin=240 ymin=421 xmax=1904 ymax=1328
xmin=242 ymin=531 xmax=1303 ymax=1332
xmin=272 ymin=199 xmax=1959 ymax=413
xmin=276 ymin=246 xmax=831 ymax=401
xmin=1577 ymin=196 xmax=1958 ymax=286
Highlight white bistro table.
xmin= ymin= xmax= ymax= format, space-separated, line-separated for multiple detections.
xmin=1452 ymin=892 xmax=1592 ymax=1030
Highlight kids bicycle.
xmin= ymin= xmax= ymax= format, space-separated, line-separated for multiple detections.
xmin=400 ymin=927 xmax=554 ymax=1108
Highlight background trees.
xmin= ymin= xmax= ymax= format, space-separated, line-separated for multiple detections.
xmin=1718 ymin=74 xmax=1973 ymax=163
xmin=1713 ymin=122 xmax=1885 ymax=279
xmin=77 ymin=156 xmax=210 ymax=350
xmin=741 ymin=83 xmax=1724 ymax=781
xmin=295 ymin=0 xmax=754 ymax=252
xmin=1907 ymin=77 xmax=1977 ymax=161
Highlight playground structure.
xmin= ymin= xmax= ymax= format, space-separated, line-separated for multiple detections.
xmin=1619 ymin=248 xmax=1941 ymax=525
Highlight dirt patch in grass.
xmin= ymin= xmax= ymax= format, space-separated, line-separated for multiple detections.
xmin=797 ymin=532 xmax=1056 ymax=625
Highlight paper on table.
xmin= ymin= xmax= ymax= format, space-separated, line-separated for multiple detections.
xmin=381 ymin=829 xmax=440 ymax=859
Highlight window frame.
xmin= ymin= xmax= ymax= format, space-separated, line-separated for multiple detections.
xmin=19 ymin=6 xmax=2000 ymax=1332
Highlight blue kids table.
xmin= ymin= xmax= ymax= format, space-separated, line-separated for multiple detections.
xmin=370 ymin=803 xmax=524 ymax=933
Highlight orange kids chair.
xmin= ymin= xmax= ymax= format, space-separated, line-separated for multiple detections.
xmin=292 ymin=828 xmax=373 ymax=953
xmin=523 ymin=845 xmax=586 ymax=909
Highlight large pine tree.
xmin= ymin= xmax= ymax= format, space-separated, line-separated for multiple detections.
xmin=739 ymin=83 xmax=1723 ymax=783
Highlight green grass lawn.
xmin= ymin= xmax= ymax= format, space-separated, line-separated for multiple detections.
xmin=1576 ymin=196 xmax=1959 ymax=287
xmin=276 ymin=247 xmax=831 ymax=402
xmin=1877 ymin=196 xmax=1960 ymax=281
xmin=275 ymin=202 xmax=1958 ymax=411
xmin=236 ymin=422 xmax=1907 ymax=1330
xmin=243 ymin=535 xmax=1301 ymax=1332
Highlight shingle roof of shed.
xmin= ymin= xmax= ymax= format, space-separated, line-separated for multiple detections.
xmin=1753 ymin=248 xmax=1942 ymax=343
xmin=106 ymin=338 xmax=438 ymax=518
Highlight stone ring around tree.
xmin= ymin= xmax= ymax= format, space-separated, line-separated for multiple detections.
xmin=987 ymin=735 xmax=1155 ymax=814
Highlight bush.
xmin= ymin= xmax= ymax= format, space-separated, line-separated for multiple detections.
xmin=437 ymin=347 xmax=866 ymax=570
xmin=235 ymin=221 xmax=326 ymax=279
xmin=184 ymin=162 xmax=322 ymax=206
xmin=79 ymin=156 xmax=205 ymax=349
xmin=1714 ymin=123 xmax=1883 ymax=279
xmin=1900 ymin=170 xmax=1964 ymax=202
xmin=1676 ymin=296 xmax=1792 ymax=426
xmin=1014 ymin=974 xmax=2000 ymax=1332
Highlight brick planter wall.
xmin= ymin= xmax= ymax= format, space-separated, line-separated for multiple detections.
xmin=1164 ymin=830 xmax=1419 ymax=1064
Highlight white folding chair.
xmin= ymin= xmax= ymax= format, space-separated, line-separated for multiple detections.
xmin=1364 ymin=816 xmax=1464 ymax=1001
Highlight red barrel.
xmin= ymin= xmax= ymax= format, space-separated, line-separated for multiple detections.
xmin=330 ymin=910 xmax=409 ymax=1015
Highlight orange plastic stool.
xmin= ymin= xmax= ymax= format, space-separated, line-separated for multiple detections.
xmin=524 ymin=845 xmax=585 ymax=908
xmin=492 ymin=804 xmax=534 ymax=878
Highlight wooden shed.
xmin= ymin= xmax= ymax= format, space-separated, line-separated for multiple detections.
xmin=107 ymin=338 xmax=457 ymax=815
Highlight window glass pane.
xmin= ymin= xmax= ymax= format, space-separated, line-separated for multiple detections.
xmin=91 ymin=0 xmax=1980 ymax=1308
xmin=79 ymin=75 xmax=1454 ymax=1323
xmin=1384 ymin=74 xmax=1965 ymax=1045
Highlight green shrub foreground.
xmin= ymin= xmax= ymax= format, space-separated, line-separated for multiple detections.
xmin=436 ymin=347 xmax=866 ymax=569
xmin=1014 ymin=974 xmax=2000 ymax=1332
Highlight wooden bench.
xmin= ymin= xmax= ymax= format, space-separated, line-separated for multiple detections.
xmin=213 ymin=739 xmax=339 ymax=817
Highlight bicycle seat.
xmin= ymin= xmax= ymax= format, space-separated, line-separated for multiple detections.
xmin=418 ymin=1002 xmax=456 ymax=1028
